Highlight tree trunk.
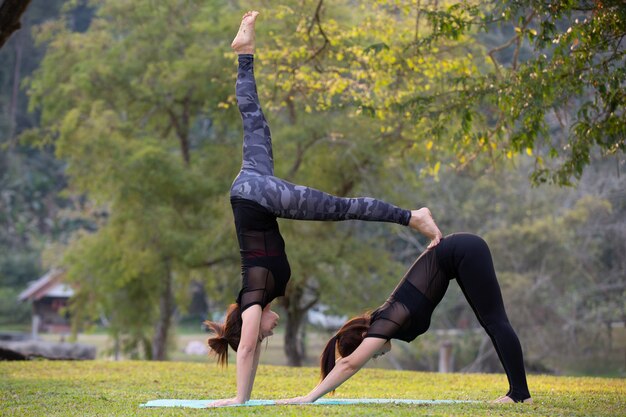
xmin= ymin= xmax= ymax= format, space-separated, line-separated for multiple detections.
xmin=282 ymin=282 xmax=318 ymax=366
xmin=152 ymin=264 xmax=174 ymax=360
xmin=0 ymin=0 xmax=32 ymax=49
xmin=285 ymin=302 xmax=305 ymax=366
xmin=284 ymin=303 xmax=306 ymax=366
xmin=188 ymin=280 xmax=209 ymax=318
xmin=168 ymin=99 xmax=190 ymax=166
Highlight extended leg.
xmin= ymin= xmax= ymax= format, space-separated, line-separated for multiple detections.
xmin=233 ymin=12 xmax=274 ymax=176
xmin=236 ymin=55 xmax=274 ymax=176
xmin=233 ymin=174 xmax=412 ymax=225
xmin=452 ymin=234 xmax=531 ymax=402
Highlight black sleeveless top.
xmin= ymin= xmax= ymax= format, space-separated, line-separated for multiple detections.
xmin=231 ymin=197 xmax=291 ymax=312
xmin=366 ymin=237 xmax=455 ymax=342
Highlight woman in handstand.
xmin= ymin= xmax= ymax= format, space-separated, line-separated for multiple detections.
xmin=279 ymin=233 xmax=532 ymax=404
xmin=204 ymin=11 xmax=442 ymax=406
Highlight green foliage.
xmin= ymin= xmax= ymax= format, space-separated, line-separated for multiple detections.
xmin=394 ymin=0 xmax=626 ymax=185
xmin=485 ymin=192 xmax=624 ymax=366
xmin=401 ymin=158 xmax=626 ymax=371
xmin=0 ymin=133 xmax=80 ymax=325
xmin=0 ymin=287 xmax=31 ymax=325
xmin=258 ymin=1 xmax=482 ymax=176
xmin=1 ymin=361 xmax=625 ymax=416
xmin=12 ymin=0 xmax=626 ymax=371
xmin=0 ymin=0 xmax=67 ymax=138
xmin=0 ymin=0 xmax=96 ymax=326
xmin=26 ymin=0 xmax=241 ymax=356
xmin=233 ymin=1 xmax=483 ymax=326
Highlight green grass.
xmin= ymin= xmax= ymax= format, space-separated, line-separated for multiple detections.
xmin=1 ymin=361 xmax=625 ymax=416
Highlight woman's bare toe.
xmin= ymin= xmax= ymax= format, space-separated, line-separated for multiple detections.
xmin=409 ymin=207 xmax=443 ymax=248
xmin=490 ymin=395 xmax=533 ymax=404
xmin=231 ymin=11 xmax=260 ymax=54
xmin=491 ymin=396 xmax=514 ymax=404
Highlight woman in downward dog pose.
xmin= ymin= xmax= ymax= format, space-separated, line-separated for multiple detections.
xmin=204 ymin=11 xmax=442 ymax=406
xmin=279 ymin=233 xmax=532 ymax=404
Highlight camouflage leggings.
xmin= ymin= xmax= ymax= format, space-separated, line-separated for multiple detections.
xmin=230 ymin=54 xmax=411 ymax=226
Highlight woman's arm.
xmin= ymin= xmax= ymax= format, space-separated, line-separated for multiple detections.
xmin=278 ymin=337 xmax=387 ymax=404
xmin=244 ymin=337 xmax=263 ymax=399
xmin=208 ymin=306 xmax=262 ymax=407
xmin=236 ymin=306 xmax=263 ymax=402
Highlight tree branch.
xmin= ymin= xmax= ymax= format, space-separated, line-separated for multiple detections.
xmin=488 ymin=11 xmax=536 ymax=77
xmin=306 ymin=0 xmax=330 ymax=65
xmin=415 ymin=0 xmax=422 ymax=54
xmin=286 ymin=135 xmax=323 ymax=180
xmin=166 ymin=103 xmax=191 ymax=166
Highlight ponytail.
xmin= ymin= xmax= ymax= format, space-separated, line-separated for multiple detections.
xmin=320 ymin=335 xmax=338 ymax=381
xmin=206 ymin=322 xmax=229 ymax=366
xmin=204 ymin=304 xmax=242 ymax=367
xmin=319 ymin=314 xmax=371 ymax=389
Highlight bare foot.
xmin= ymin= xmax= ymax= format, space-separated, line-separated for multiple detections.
xmin=231 ymin=11 xmax=260 ymax=54
xmin=409 ymin=207 xmax=442 ymax=249
xmin=490 ymin=395 xmax=533 ymax=404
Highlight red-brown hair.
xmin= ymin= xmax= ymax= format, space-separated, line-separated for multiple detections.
xmin=204 ymin=303 xmax=242 ymax=367
xmin=320 ymin=314 xmax=371 ymax=385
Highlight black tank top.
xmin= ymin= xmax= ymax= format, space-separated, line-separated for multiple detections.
xmin=366 ymin=240 xmax=452 ymax=342
xmin=230 ymin=197 xmax=291 ymax=311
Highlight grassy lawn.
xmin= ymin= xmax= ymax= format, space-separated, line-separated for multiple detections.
xmin=1 ymin=361 xmax=624 ymax=416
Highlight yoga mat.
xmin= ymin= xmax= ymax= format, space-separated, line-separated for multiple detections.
xmin=140 ymin=398 xmax=475 ymax=408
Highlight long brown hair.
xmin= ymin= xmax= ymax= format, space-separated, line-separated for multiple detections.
xmin=320 ymin=314 xmax=371 ymax=383
xmin=204 ymin=303 xmax=242 ymax=366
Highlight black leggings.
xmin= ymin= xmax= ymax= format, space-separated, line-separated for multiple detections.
xmin=436 ymin=234 xmax=531 ymax=401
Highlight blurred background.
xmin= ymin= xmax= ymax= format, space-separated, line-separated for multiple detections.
xmin=0 ymin=0 xmax=624 ymax=377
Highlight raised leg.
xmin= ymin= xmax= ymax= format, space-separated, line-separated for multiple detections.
xmin=233 ymin=12 xmax=274 ymax=176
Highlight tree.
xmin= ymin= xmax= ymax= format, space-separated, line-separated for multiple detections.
xmin=250 ymin=0 xmax=480 ymax=365
xmin=0 ymin=0 xmax=77 ymax=326
xmin=26 ymin=0 xmax=623 ymax=370
xmin=485 ymin=186 xmax=622 ymax=371
xmin=392 ymin=0 xmax=625 ymax=185
xmin=27 ymin=0 xmax=238 ymax=359
xmin=395 ymin=155 xmax=626 ymax=373
xmin=26 ymin=0 xmax=421 ymax=364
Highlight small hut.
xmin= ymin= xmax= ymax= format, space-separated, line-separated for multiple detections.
xmin=18 ymin=269 xmax=73 ymax=336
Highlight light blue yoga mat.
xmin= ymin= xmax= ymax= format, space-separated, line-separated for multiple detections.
xmin=140 ymin=398 xmax=475 ymax=408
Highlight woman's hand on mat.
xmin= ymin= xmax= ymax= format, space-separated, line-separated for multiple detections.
xmin=276 ymin=395 xmax=313 ymax=405
xmin=207 ymin=397 xmax=244 ymax=407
